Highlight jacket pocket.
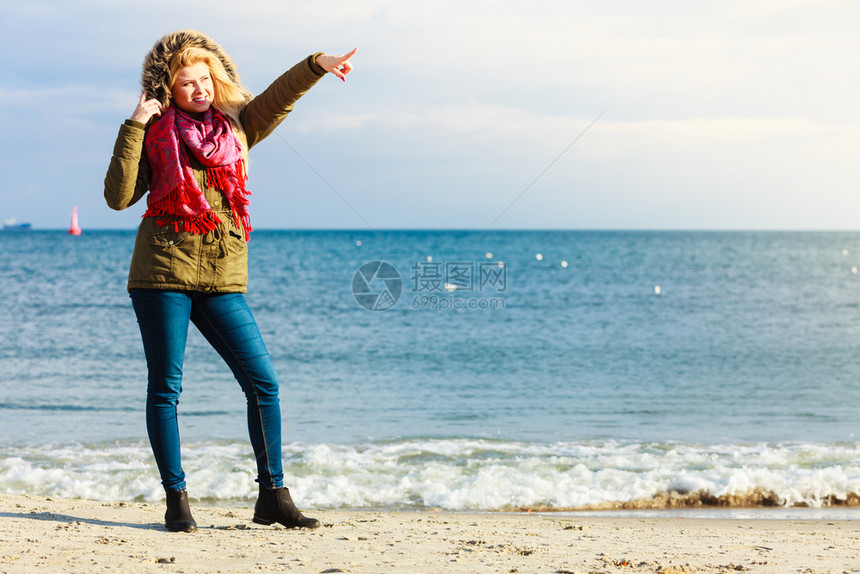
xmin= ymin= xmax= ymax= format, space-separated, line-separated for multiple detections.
xmin=217 ymin=226 xmax=248 ymax=288
xmin=225 ymin=226 xmax=247 ymax=254
xmin=147 ymin=230 xmax=194 ymax=279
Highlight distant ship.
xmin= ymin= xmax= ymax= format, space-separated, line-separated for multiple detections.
xmin=2 ymin=218 xmax=32 ymax=231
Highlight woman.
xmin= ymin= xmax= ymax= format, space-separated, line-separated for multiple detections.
xmin=104 ymin=30 xmax=355 ymax=532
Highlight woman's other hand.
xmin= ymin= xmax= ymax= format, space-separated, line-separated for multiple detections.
xmin=316 ymin=48 xmax=358 ymax=81
xmin=130 ymin=93 xmax=163 ymax=124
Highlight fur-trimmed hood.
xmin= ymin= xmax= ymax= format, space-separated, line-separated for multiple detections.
xmin=141 ymin=30 xmax=242 ymax=108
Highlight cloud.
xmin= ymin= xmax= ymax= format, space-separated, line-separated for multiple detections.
xmin=0 ymin=86 xmax=136 ymax=118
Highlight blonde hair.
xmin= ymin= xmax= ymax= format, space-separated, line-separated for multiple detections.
xmin=168 ymin=46 xmax=252 ymax=127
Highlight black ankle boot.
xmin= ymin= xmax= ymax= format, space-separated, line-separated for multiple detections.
xmin=253 ymin=486 xmax=320 ymax=529
xmin=165 ymin=489 xmax=197 ymax=532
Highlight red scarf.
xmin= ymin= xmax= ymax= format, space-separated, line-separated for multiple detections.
xmin=144 ymin=106 xmax=252 ymax=240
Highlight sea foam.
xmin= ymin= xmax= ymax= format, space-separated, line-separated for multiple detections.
xmin=2 ymin=439 xmax=860 ymax=512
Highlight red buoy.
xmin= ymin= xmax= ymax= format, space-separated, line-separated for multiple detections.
xmin=69 ymin=206 xmax=82 ymax=236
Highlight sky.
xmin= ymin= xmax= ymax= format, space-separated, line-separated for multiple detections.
xmin=1 ymin=0 xmax=859 ymax=230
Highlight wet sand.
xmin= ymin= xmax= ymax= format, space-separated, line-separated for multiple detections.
xmin=1 ymin=494 xmax=858 ymax=573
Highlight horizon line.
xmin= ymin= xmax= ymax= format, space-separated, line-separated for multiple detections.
xmin=6 ymin=227 xmax=860 ymax=234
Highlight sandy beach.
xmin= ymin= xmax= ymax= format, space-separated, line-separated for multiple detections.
xmin=0 ymin=494 xmax=857 ymax=573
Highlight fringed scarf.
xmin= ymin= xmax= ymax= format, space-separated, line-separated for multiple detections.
xmin=144 ymin=105 xmax=252 ymax=240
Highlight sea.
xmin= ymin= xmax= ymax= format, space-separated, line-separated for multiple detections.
xmin=2 ymin=229 xmax=860 ymax=518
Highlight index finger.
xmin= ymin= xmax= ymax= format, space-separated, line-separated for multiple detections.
xmin=339 ymin=47 xmax=358 ymax=63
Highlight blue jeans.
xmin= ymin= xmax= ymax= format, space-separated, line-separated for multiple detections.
xmin=130 ymin=289 xmax=284 ymax=492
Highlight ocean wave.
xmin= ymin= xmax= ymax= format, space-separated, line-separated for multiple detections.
xmin=0 ymin=403 xmax=138 ymax=413
xmin=2 ymin=439 xmax=859 ymax=511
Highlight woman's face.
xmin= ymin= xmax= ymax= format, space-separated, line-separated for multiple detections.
xmin=172 ymin=62 xmax=215 ymax=114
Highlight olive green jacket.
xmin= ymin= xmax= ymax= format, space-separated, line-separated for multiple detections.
xmin=104 ymin=55 xmax=325 ymax=293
